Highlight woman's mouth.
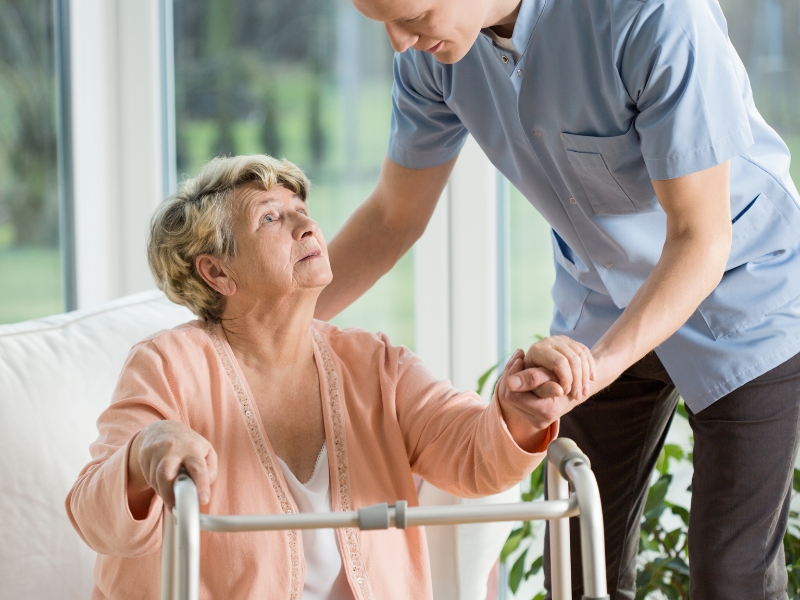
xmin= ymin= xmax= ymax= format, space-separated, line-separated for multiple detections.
xmin=299 ymin=249 xmax=322 ymax=261
xmin=424 ymin=41 xmax=444 ymax=54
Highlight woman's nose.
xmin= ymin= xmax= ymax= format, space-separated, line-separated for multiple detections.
xmin=384 ymin=22 xmax=417 ymax=53
xmin=293 ymin=212 xmax=319 ymax=240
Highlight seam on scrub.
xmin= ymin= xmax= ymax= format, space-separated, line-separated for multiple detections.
xmin=387 ymin=141 xmax=463 ymax=170
xmin=738 ymin=154 xmax=800 ymax=235
xmin=644 ymin=126 xmax=750 ymax=165
xmin=714 ymin=287 xmax=800 ymax=341
xmin=687 ymin=336 xmax=800 ymax=411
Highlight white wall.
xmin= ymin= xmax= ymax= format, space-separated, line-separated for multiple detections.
xmin=70 ymin=0 xmax=166 ymax=309
xmin=415 ymin=136 xmax=516 ymax=600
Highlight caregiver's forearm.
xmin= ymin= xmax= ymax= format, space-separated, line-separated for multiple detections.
xmin=591 ymin=232 xmax=729 ymax=383
xmin=590 ymin=162 xmax=732 ymax=389
xmin=315 ymin=156 xmax=456 ymax=321
xmin=316 ymin=192 xmax=417 ymax=320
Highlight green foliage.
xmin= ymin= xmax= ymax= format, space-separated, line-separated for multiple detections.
xmin=0 ymin=0 xmax=59 ymax=248
xmin=476 ymin=363 xmax=499 ymax=396
xmin=498 ymin=396 xmax=800 ymax=599
xmin=635 ymin=443 xmax=691 ymax=600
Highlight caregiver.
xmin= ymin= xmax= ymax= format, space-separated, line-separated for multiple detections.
xmin=313 ymin=0 xmax=800 ymax=598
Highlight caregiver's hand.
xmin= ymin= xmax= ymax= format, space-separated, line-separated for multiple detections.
xmin=127 ymin=420 xmax=218 ymax=516
xmin=497 ymin=349 xmax=576 ymax=452
xmin=508 ymin=336 xmax=595 ymax=402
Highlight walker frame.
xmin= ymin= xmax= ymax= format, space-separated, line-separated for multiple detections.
xmin=160 ymin=437 xmax=609 ymax=600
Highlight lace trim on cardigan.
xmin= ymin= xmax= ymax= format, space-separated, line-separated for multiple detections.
xmin=311 ymin=329 xmax=374 ymax=600
xmin=206 ymin=322 xmax=301 ymax=600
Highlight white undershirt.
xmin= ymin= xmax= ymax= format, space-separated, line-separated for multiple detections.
xmin=482 ymin=27 xmax=522 ymax=64
xmin=277 ymin=443 xmax=355 ymax=600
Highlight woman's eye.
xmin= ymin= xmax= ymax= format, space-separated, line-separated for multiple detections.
xmin=263 ymin=213 xmax=276 ymax=223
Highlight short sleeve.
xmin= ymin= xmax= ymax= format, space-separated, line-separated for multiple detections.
xmin=388 ymin=51 xmax=469 ymax=169
xmin=621 ymin=0 xmax=754 ymax=180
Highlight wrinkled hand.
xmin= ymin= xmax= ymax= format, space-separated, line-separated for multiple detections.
xmin=507 ymin=336 xmax=595 ymax=402
xmin=497 ymin=351 xmax=578 ymax=451
xmin=128 ymin=420 xmax=218 ymax=510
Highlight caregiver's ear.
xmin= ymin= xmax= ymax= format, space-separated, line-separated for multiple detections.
xmin=196 ymin=255 xmax=238 ymax=297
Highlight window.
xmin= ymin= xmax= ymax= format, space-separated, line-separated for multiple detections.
xmin=722 ymin=0 xmax=800 ymax=184
xmin=172 ymin=0 xmax=414 ymax=348
xmin=507 ymin=186 xmax=555 ymax=354
xmin=0 ymin=0 xmax=64 ymax=323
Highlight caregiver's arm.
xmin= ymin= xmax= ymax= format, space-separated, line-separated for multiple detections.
xmin=514 ymin=161 xmax=732 ymax=396
xmin=315 ymin=155 xmax=457 ymax=320
xmin=592 ymin=161 xmax=732 ymax=387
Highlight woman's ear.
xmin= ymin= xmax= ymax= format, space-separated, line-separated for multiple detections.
xmin=196 ymin=255 xmax=238 ymax=297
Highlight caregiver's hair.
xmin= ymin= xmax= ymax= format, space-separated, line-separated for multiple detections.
xmin=147 ymin=154 xmax=310 ymax=323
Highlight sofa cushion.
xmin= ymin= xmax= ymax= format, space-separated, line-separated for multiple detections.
xmin=0 ymin=290 xmax=192 ymax=599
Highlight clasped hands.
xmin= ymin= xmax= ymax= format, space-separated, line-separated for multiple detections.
xmin=496 ymin=335 xmax=597 ymax=451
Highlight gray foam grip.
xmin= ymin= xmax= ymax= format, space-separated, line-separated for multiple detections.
xmin=394 ymin=500 xmax=408 ymax=529
xmin=358 ymin=503 xmax=390 ymax=530
xmin=547 ymin=438 xmax=591 ymax=479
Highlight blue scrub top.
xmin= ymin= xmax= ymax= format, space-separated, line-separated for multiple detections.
xmin=387 ymin=0 xmax=800 ymax=410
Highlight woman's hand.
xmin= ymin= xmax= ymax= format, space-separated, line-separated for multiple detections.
xmin=127 ymin=420 xmax=218 ymax=515
xmin=507 ymin=336 xmax=595 ymax=402
xmin=497 ymin=350 xmax=578 ymax=452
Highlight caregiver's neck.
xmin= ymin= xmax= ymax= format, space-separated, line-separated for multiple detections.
xmin=219 ymin=289 xmax=320 ymax=369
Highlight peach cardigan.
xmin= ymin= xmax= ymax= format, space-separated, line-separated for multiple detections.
xmin=66 ymin=320 xmax=554 ymax=599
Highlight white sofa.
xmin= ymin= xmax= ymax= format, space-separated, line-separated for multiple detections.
xmin=0 ymin=290 xmax=514 ymax=599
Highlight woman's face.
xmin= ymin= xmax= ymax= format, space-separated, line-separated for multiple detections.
xmin=224 ymin=182 xmax=332 ymax=304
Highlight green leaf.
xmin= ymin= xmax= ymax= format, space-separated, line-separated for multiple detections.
xmin=501 ymin=527 xmax=525 ymax=562
xmin=665 ymin=557 xmax=690 ymax=576
xmin=668 ymin=503 xmax=690 ymax=526
xmin=663 ymin=444 xmax=684 ymax=462
xmin=524 ymin=463 xmax=545 ymax=501
xmin=645 ymin=476 xmax=671 ymax=514
xmin=532 ymin=593 xmax=547 ymax=600
xmin=526 ymin=555 xmax=543 ymax=577
xmin=662 ymin=527 xmax=684 ymax=552
xmin=636 ymin=567 xmax=653 ymax=590
xmin=476 ymin=363 xmax=499 ymax=396
xmin=657 ymin=581 xmax=680 ymax=600
xmin=793 ymin=468 xmax=800 ymax=493
xmin=509 ymin=549 xmax=527 ymax=593
xmin=676 ymin=399 xmax=689 ymax=420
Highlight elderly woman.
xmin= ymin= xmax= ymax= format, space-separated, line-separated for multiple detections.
xmin=66 ymin=155 xmax=593 ymax=599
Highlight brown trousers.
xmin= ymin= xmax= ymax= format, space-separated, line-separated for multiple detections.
xmin=543 ymin=351 xmax=800 ymax=600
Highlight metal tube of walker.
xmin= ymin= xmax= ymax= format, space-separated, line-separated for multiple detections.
xmin=565 ymin=459 xmax=609 ymax=600
xmin=160 ymin=508 xmax=176 ymax=600
xmin=173 ymin=472 xmax=200 ymax=600
xmin=547 ymin=461 xmax=572 ymax=600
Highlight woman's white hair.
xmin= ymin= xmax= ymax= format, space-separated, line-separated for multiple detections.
xmin=147 ymin=154 xmax=310 ymax=322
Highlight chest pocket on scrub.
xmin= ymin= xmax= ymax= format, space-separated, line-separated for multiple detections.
xmin=561 ymin=124 xmax=657 ymax=216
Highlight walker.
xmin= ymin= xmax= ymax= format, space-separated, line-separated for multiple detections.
xmin=160 ymin=437 xmax=609 ymax=600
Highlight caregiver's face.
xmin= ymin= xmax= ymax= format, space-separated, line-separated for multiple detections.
xmin=227 ymin=182 xmax=332 ymax=299
xmin=353 ymin=0 xmax=489 ymax=64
